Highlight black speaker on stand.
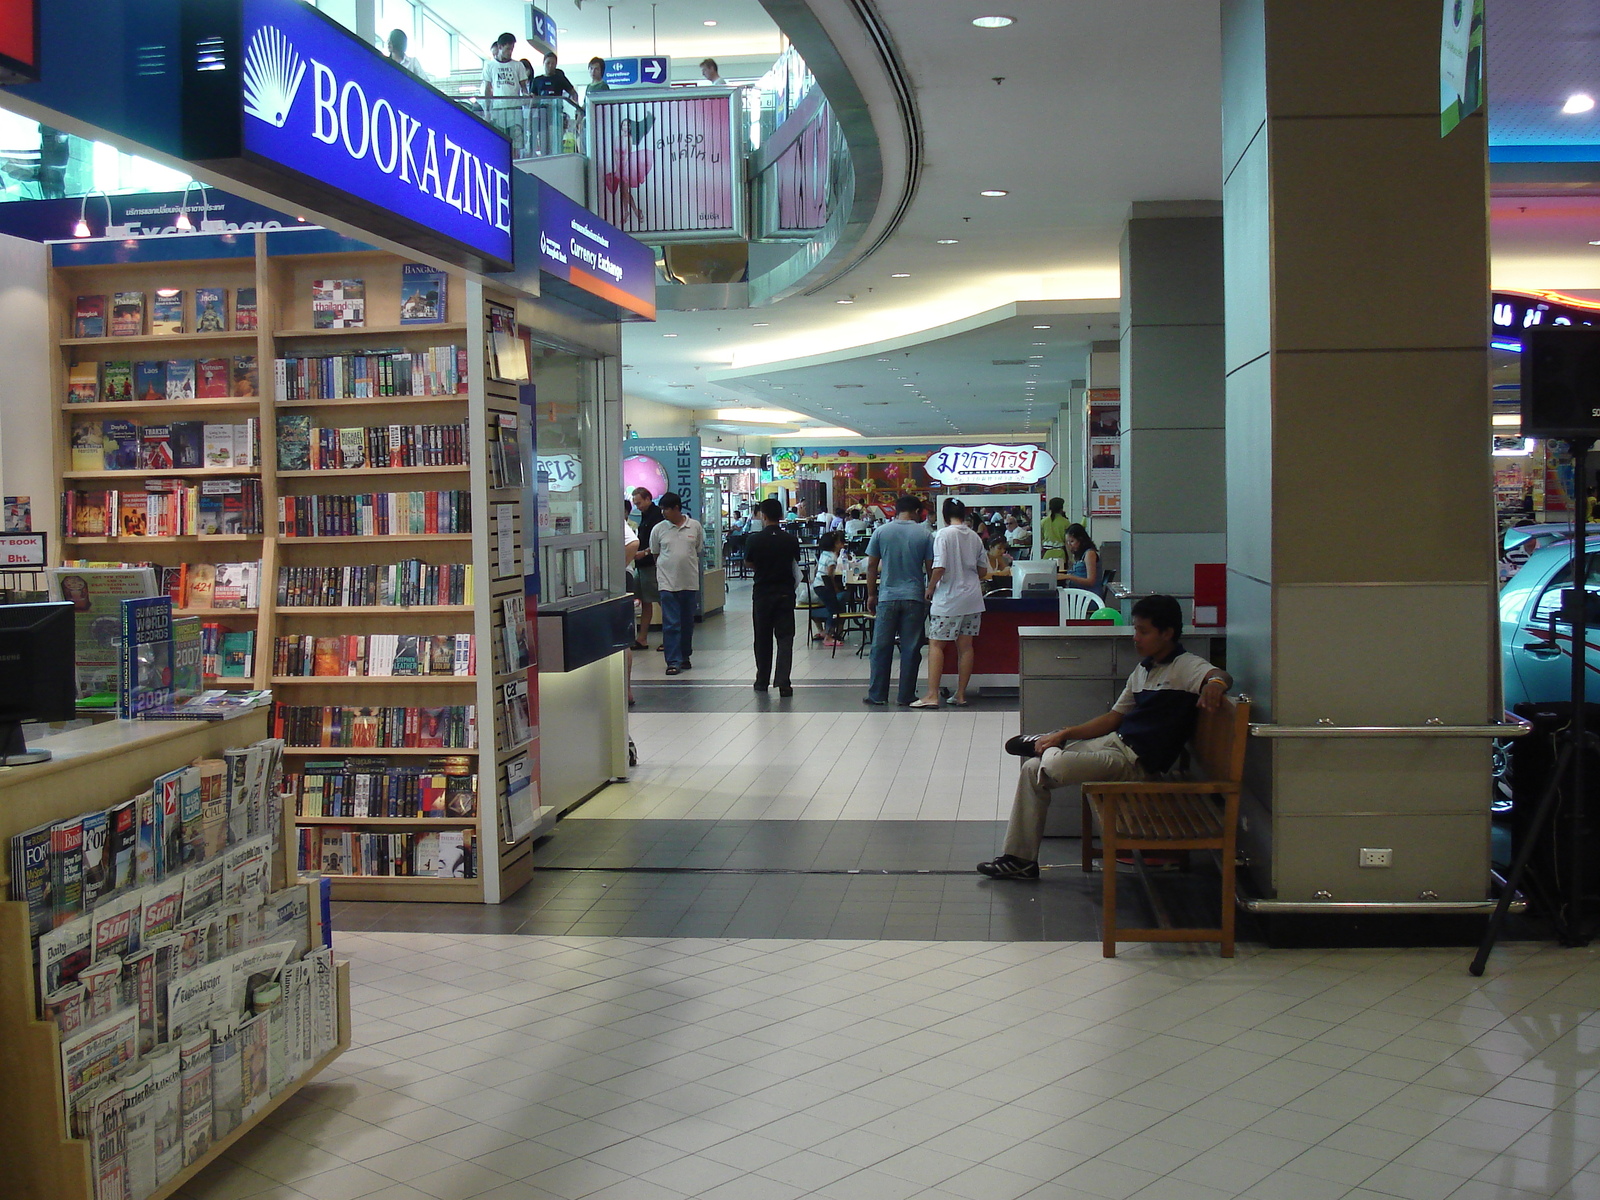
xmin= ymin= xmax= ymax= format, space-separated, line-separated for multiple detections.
xmin=1473 ymin=326 xmax=1599 ymax=972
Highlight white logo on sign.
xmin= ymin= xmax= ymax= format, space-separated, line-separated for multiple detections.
xmin=242 ymin=25 xmax=307 ymax=128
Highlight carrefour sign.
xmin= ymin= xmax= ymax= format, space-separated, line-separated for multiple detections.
xmin=924 ymin=444 xmax=1056 ymax=486
xmin=187 ymin=0 xmax=514 ymax=271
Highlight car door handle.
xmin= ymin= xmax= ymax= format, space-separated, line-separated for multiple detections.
xmin=1525 ymin=643 xmax=1562 ymax=658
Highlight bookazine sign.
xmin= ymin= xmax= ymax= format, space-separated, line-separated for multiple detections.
xmin=185 ymin=0 xmax=514 ymax=272
xmin=535 ymin=179 xmax=656 ymax=319
xmin=923 ymin=444 xmax=1055 ymax=487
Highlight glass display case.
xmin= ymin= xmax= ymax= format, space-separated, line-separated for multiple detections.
xmin=700 ymin=472 xmax=726 ymax=573
xmin=533 ymin=345 xmax=610 ymax=604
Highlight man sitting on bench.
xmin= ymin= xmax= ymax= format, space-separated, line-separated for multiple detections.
xmin=978 ymin=594 xmax=1232 ymax=880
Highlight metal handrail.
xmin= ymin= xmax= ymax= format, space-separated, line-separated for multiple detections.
xmin=1251 ymin=715 xmax=1533 ymax=739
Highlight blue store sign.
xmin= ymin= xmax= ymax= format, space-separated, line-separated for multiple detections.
xmin=602 ymin=56 xmax=669 ymax=87
xmin=526 ymin=7 xmax=557 ymax=55
xmin=535 ymin=179 xmax=655 ymax=320
xmin=183 ymin=0 xmax=514 ymax=272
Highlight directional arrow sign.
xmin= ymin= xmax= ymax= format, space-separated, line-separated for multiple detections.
xmin=603 ymin=56 xmax=671 ymax=87
xmin=639 ymin=56 xmax=668 ymax=84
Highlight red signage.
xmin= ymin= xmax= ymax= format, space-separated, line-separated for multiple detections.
xmin=0 ymin=0 xmax=38 ymax=83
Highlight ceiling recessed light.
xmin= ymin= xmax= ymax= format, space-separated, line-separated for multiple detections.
xmin=662 ymin=333 xmax=677 ymax=338
xmin=1033 ymin=324 xmax=1051 ymax=329
xmin=1565 ymin=93 xmax=1596 ymax=114
xmin=936 ymin=238 xmax=959 ymax=245
xmin=980 ymin=189 xmax=1009 ymax=197
xmin=703 ymin=19 xmax=718 ymax=25
xmin=836 ymin=298 xmax=854 ymax=304
xmin=752 ymin=321 xmax=769 ymax=326
xmin=973 ymin=15 xmax=1015 ymax=29
xmin=1589 ymin=240 xmax=1600 ymax=246
xmin=1031 ymin=342 xmax=1046 ymax=346
xmin=890 ymin=272 xmax=911 ymax=278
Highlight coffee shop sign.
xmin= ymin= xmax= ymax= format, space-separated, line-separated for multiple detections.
xmin=924 ymin=444 xmax=1056 ymax=486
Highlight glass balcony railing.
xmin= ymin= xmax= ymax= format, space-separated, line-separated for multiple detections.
xmin=450 ymin=93 xmax=579 ymax=160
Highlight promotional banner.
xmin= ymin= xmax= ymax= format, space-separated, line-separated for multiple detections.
xmin=184 ymin=0 xmax=515 ymax=271
xmin=589 ymin=92 xmax=743 ymax=241
xmin=535 ymin=178 xmax=656 ymax=319
xmin=624 ymin=438 xmax=701 ymax=520
xmin=1086 ymin=389 xmax=1121 ymax=517
xmin=1440 ymin=0 xmax=1484 ymax=136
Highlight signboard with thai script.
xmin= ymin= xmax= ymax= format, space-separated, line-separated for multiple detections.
xmin=182 ymin=0 xmax=514 ymax=272
xmin=923 ymin=444 xmax=1056 ymax=487
xmin=587 ymin=91 xmax=744 ymax=242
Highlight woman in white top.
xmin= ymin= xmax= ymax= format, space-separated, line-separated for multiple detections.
xmin=912 ymin=498 xmax=989 ymax=708
xmin=812 ymin=529 xmax=847 ymax=646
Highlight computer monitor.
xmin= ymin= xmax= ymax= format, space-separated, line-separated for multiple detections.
xmin=0 ymin=601 xmax=77 ymax=765
xmin=1012 ymin=559 xmax=1058 ymax=598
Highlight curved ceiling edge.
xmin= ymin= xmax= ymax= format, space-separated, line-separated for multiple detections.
xmin=758 ymin=0 xmax=922 ymax=301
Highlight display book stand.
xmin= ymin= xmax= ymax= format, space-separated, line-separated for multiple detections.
xmin=49 ymin=229 xmax=537 ymax=904
xmin=0 ymin=711 xmax=351 ymax=1200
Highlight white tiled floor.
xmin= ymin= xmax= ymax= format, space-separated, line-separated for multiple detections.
xmin=581 ymin=711 xmax=1017 ymax=821
xmin=181 ymin=932 xmax=1600 ymax=1200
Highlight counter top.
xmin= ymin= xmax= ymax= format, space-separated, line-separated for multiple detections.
xmin=0 ymin=709 xmax=265 ymax=791
xmin=1018 ymin=625 xmax=1231 ymax=640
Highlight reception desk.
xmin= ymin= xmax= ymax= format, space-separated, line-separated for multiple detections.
xmin=925 ymin=595 xmax=1061 ymax=692
xmin=1017 ymin=625 xmax=1228 ymax=836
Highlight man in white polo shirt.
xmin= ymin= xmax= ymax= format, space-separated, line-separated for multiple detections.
xmin=649 ymin=492 xmax=704 ymax=676
xmin=978 ymin=594 xmax=1232 ymax=879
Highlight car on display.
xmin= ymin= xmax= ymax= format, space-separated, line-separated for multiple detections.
xmin=1499 ymin=521 xmax=1576 ymax=581
xmin=1499 ymin=533 xmax=1600 ymax=711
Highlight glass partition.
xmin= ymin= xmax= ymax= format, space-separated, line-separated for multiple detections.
xmin=533 ymin=346 xmax=611 ymax=604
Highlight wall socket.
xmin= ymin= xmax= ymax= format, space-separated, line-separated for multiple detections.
xmin=1359 ymin=847 xmax=1393 ymax=868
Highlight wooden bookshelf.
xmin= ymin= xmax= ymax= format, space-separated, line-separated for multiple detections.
xmin=296 ymin=816 xmax=479 ymax=827
xmin=49 ymin=235 xmax=534 ymax=902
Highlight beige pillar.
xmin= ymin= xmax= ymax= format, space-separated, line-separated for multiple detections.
xmin=1222 ymin=0 xmax=1497 ymax=905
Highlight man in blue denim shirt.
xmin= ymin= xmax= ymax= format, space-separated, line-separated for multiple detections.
xmin=863 ymin=495 xmax=935 ymax=706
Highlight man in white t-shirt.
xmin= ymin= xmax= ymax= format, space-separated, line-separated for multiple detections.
xmin=482 ymin=34 xmax=528 ymax=138
xmin=648 ymin=492 xmax=704 ymax=675
xmin=978 ymin=594 xmax=1231 ymax=880
xmin=912 ymin=498 xmax=989 ymax=708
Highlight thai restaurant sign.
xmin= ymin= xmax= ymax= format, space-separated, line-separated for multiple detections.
xmin=182 ymin=0 xmax=515 ymax=272
xmin=0 ymin=0 xmax=38 ymax=84
xmin=923 ymin=444 xmax=1056 ymax=487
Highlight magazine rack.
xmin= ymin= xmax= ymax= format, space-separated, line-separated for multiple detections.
xmin=0 ymin=711 xmax=351 ymax=1200
xmin=50 ymin=230 xmax=538 ymax=904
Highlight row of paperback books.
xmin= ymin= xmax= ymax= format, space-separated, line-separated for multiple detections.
xmin=288 ymin=758 xmax=477 ymax=818
xmin=275 ymin=562 xmax=474 ymax=608
xmin=64 ymin=479 xmax=265 ymax=537
xmin=201 ymin=625 xmax=256 ymax=679
xmin=299 ymin=827 xmax=474 ymax=879
xmin=69 ymin=417 xmax=260 ymax=473
xmin=275 ymin=416 xmax=468 ymax=471
xmin=271 ymin=704 xmax=478 ymax=749
xmin=272 ymin=344 xmax=466 ymax=400
xmin=72 ymin=287 xmax=256 ymax=339
xmin=68 ymin=356 xmax=259 ymax=404
xmin=272 ymin=633 xmax=475 ymax=678
xmin=276 ymin=489 xmax=470 ymax=538
xmin=158 ymin=562 xmax=262 ymax=610
xmin=8 ymin=740 xmax=282 ymax=937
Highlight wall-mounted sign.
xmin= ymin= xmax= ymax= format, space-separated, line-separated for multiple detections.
xmin=539 ymin=453 xmax=583 ymax=492
xmin=535 ymin=178 xmax=656 ymax=319
xmin=183 ymin=0 xmax=515 ymax=272
xmin=1492 ymin=290 xmax=1600 ymax=345
xmin=602 ymin=57 xmax=669 ymax=88
xmin=588 ymin=91 xmax=745 ymax=242
xmin=0 ymin=0 xmax=38 ymax=84
xmin=924 ymin=444 xmax=1056 ymax=487
xmin=526 ymin=7 xmax=557 ymax=55
xmin=0 ymin=532 xmax=46 ymax=567
xmin=703 ymin=454 xmax=768 ymax=473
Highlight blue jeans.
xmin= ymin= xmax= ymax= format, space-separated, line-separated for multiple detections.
xmin=660 ymin=590 xmax=697 ymax=666
xmin=866 ymin=599 xmax=927 ymax=705
xmin=813 ymin=585 xmax=846 ymax=633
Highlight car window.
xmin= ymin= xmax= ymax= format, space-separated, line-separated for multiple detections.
xmin=1533 ymin=555 xmax=1600 ymax=624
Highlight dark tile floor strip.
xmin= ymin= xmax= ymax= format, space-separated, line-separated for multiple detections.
xmin=627 ymin=684 xmax=1019 ymax=713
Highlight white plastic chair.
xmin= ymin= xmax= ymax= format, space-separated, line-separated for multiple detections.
xmin=1060 ymin=588 xmax=1101 ymax=621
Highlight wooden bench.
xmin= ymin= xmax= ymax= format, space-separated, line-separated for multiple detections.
xmin=1080 ymin=693 xmax=1250 ymax=958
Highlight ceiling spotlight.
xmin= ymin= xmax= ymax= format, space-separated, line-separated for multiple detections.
xmin=662 ymin=333 xmax=677 ymax=338
xmin=1033 ymin=324 xmax=1051 ymax=329
xmin=1564 ymin=93 xmax=1596 ymax=114
xmin=891 ymin=272 xmax=911 ymax=278
xmin=703 ymin=19 xmax=718 ymax=25
xmin=979 ymin=189 xmax=1009 ymax=197
xmin=1028 ymin=354 xmax=1043 ymax=359
xmin=1589 ymin=240 xmax=1600 ymax=246
xmin=936 ymin=238 xmax=959 ymax=245
xmin=752 ymin=321 xmax=769 ymax=326
xmin=972 ymin=14 xmax=1015 ymax=27
xmin=836 ymin=298 xmax=854 ymax=305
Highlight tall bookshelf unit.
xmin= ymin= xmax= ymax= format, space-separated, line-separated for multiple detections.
xmin=49 ymin=230 xmax=537 ymax=904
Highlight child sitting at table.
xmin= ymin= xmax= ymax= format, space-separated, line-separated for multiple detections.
xmin=812 ymin=530 xmax=848 ymax=646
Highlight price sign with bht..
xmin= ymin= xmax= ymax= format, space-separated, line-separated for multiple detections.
xmin=0 ymin=532 xmax=46 ymax=567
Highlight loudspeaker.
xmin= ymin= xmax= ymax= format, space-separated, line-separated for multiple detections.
xmin=1522 ymin=326 xmax=1600 ymax=438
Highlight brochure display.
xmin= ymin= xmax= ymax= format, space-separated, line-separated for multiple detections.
xmin=0 ymin=711 xmax=351 ymax=1200
xmin=49 ymin=232 xmax=537 ymax=904
xmin=1085 ymin=388 xmax=1122 ymax=518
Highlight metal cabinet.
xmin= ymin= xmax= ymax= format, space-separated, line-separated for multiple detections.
xmin=1017 ymin=627 xmax=1226 ymax=837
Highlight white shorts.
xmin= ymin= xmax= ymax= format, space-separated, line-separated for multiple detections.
xmin=927 ymin=611 xmax=982 ymax=641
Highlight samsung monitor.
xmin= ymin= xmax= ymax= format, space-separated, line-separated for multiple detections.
xmin=0 ymin=601 xmax=76 ymax=765
xmin=1012 ymin=559 xmax=1058 ymax=598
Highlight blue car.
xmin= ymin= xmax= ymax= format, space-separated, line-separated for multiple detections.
xmin=1499 ymin=534 xmax=1600 ymax=709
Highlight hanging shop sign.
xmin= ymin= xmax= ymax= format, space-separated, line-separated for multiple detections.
xmin=525 ymin=7 xmax=558 ymax=55
xmin=535 ymin=179 xmax=656 ymax=320
xmin=703 ymin=454 xmax=768 ymax=473
xmin=1492 ymin=290 xmax=1600 ymax=348
xmin=588 ymin=90 xmax=745 ymax=242
xmin=539 ymin=453 xmax=583 ymax=492
xmin=923 ymin=444 xmax=1056 ymax=487
xmin=624 ymin=438 xmax=702 ymax=520
xmin=182 ymin=0 xmax=515 ymax=272
xmin=1440 ymin=0 xmax=1484 ymax=137
xmin=602 ymin=57 xmax=670 ymax=88
xmin=0 ymin=0 xmax=38 ymax=84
